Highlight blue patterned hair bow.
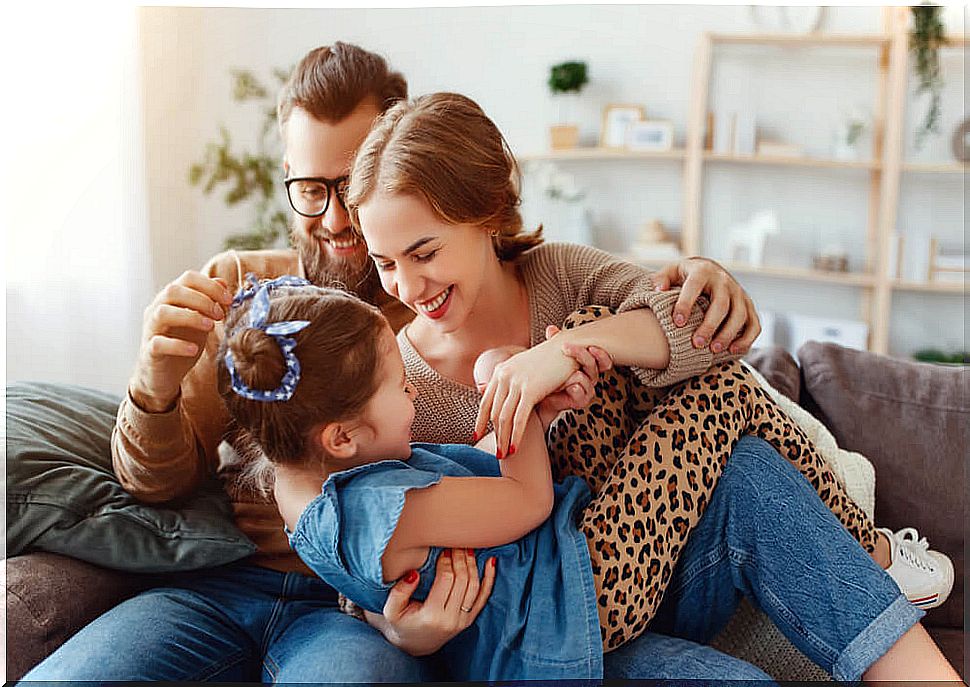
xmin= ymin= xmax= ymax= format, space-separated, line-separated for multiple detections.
xmin=225 ymin=274 xmax=313 ymax=402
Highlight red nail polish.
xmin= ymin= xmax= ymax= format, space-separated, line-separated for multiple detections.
xmin=490 ymin=557 xmax=497 ymax=568
xmin=442 ymin=549 xmax=451 ymax=558
xmin=404 ymin=569 xmax=418 ymax=583
xmin=471 ymin=430 xmax=479 ymax=443
xmin=496 ymin=449 xmax=504 ymax=460
xmin=509 ymin=444 xmax=516 ymax=456
xmin=467 ymin=548 xmax=475 ymax=556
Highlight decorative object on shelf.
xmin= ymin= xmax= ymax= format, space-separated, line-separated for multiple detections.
xmin=189 ymin=67 xmax=291 ymax=251
xmin=724 ymin=210 xmax=780 ymax=267
xmin=704 ymin=112 xmax=715 ymax=150
xmin=548 ymin=61 xmax=588 ymax=150
xmin=832 ymin=107 xmax=870 ymax=161
xmin=631 ymin=219 xmax=681 ymax=262
xmin=952 ymin=117 xmax=970 ymax=162
xmin=812 ymin=248 xmax=849 ymax=273
xmin=757 ymin=141 xmax=805 ymax=158
xmin=786 ymin=313 xmax=869 ymax=357
xmin=749 ymin=5 xmax=824 ymax=34
xmin=529 ymin=161 xmax=592 ymax=245
xmin=927 ymin=237 xmax=967 ymax=283
xmin=627 ymin=120 xmax=674 ymax=151
xmin=913 ymin=349 xmax=970 ymax=365
xmin=909 ymin=4 xmax=949 ymax=149
xmin=601 ymin=104 xmax=644 ymax=148
xmin=900 ymin=230 xmax=932 ymax=283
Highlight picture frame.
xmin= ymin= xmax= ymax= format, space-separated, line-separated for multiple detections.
xmin=627 ymin=120 xmax=674 ymax=151
xmin=600 ymin=104 xmax=645 ymax=148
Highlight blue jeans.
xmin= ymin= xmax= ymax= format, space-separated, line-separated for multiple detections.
xmin=609 ymin=435 xmax=923 ymax=682
xmin=22 ymin=437 xmax=920 ymax=682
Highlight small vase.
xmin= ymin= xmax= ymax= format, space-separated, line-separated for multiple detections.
xmin=550 ymin=125 xmax=580 ymax=150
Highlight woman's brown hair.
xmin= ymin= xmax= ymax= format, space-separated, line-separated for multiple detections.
xmin=277 ymin=42 xmax=408 ymax=130
xmin=217 ymin=284 xmax=387 ymax=492
xmin=345 ymin=92 xmax=544 ymax=261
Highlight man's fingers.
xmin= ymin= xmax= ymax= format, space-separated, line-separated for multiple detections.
xmin=147 ymin=335 xmax=200 ymax=358
xmin=673 ymin=274 xmax=706 ymax=327
xmin=650 ymin=266 xmax=674 ymax=291
xmin=694 ymin=287 xmax=729 ymax=347
xmin=710 ymin=294 xmax=748 ymax=353
xmin=731 ymin=302 xmax=763 ymax=354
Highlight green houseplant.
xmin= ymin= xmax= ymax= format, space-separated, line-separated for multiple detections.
xmin=189 ymin=68 xmax=291 ymax=251
xmin=909 ymin=4 xmax=948 ymax=149
xmin=548 ymin=61 xmax=588 ymax=150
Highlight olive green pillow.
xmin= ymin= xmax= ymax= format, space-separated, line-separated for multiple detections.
xmin=7 ymin=382 xmax=256 ymax=571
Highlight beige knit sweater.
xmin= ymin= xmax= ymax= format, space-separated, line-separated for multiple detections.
xmin=402 ymin=241 xmax=736 ymax=444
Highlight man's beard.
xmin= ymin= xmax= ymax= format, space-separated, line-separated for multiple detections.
xmin=294 ymin=224 xmax=384 ymax=305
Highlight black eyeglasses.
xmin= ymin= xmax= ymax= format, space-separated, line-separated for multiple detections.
xmin=283 ymin=175 xmax=350 ymax=218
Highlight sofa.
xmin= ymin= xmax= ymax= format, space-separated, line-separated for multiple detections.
xmin=6 ymin=342 xmax=966 ymax=682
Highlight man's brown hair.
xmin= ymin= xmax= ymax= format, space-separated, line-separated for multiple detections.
xmin=277 ymin=42 xmax=407 ymax=130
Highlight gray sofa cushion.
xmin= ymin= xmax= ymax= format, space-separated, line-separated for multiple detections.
xmin=7 ymin=382 xmax=256 ymax=571
xmin=798 ymin=342 xmax=967 ymax=630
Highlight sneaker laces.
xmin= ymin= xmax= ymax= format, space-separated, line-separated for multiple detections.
xmin=894 ymin=527 xmax=935 ymax=573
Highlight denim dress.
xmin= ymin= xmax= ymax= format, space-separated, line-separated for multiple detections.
xmin=287 ymin=443 xmax=602 ymax=681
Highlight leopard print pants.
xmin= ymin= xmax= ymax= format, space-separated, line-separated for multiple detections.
xmin=546 ymin=306 xmax=879 ymax=651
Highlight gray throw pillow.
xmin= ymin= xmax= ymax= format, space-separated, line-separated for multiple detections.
xmin=798 ymin=342 xmax=967 ymax=630
xmin=7 ymin=382 xmax=256 ymax=571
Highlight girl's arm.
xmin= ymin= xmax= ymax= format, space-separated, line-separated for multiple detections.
xmin=383 ymin=411 xmax=552 ymax=580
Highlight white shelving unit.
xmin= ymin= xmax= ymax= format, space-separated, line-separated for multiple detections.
xmin=519 ymin=9 xmax=966 ymax=355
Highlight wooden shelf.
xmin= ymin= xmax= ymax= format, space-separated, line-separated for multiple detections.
xmin=720 ymin=262 xmax=876 ymax=286
xmin=709 ymin=33 xmax=891 ymax=48
xmin=704 ymin=152 xmax=881 ymax=170
xmin=892 ymin=280 xmax=966 ymax=294
xmin=901 ymin=162 xmax=967 ymax=174
xmin=519 ymin=147 xmax=686 ymax=163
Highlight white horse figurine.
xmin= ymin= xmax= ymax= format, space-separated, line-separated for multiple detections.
xmin=725 ymin=210 xmax=780 ymax=266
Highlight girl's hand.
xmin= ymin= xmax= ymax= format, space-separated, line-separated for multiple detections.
xmin=534 ymin=325 xmax=613 ymax=428
xmin=366 ymin=548 xmax=496 ymax=657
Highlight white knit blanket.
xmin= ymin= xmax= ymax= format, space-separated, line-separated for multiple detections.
xmin=741 ymin=361 xmax=875 ymax=520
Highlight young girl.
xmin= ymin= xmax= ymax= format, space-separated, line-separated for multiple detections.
xmin=219 ymin=275 xmax=958 ymax=683
xmin=219 ymin=276 xmax=615 ymax=679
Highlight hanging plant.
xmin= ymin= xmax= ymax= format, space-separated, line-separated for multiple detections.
xmin=909 ymin=4 xmax=948 ymax=149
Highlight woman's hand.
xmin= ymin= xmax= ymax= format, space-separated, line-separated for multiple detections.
xmin=651 ymin=256 xmax=761 ymax=355
xmin=365 ymin=548 xmax=497 ymax=657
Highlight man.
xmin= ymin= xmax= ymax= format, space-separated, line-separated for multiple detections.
xmin=19 ymin=42 xmax=803 ymax=682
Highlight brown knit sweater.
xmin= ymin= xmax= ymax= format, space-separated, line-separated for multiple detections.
xmin=403 ymin=242 xmax=735 ymax=443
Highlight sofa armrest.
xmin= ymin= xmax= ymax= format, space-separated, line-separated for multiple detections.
xmin=5 ymin=552 xmax=150 ymax=681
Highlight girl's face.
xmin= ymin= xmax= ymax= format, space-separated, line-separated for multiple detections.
xmin=352 ymin=326 xmax=418 ymax=462
xmin=358 ymin=192 xmax=496 ymax=334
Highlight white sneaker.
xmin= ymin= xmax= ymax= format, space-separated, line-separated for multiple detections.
xmin=879 ymin=527 xmax=954 ymax=610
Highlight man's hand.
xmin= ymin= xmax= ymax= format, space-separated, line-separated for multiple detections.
xmin=651 ymin=256 xmax=761 ymax=355
xmin=365 ymin=548 xmax=497 ymax=657
xmin=129 ymin=271 xmax=233 ymax=413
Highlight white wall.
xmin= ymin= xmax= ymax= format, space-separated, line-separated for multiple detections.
xmin=136 ymin=5 xmax=963 ymax=360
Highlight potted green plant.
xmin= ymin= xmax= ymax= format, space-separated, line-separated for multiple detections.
xmin=909 ymin=4 xmax=948 ymax=149
xmin=548 ymin=61 xmax=588 ymax=150
xmin=189 ymin=68 xmax=291 ymax=250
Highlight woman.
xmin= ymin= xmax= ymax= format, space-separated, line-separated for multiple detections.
xmin=342 ymin=92 xmax=959 ymax=681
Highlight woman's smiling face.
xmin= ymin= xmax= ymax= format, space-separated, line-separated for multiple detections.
xmin=358 ymin=191 xmax=496 ymax=332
